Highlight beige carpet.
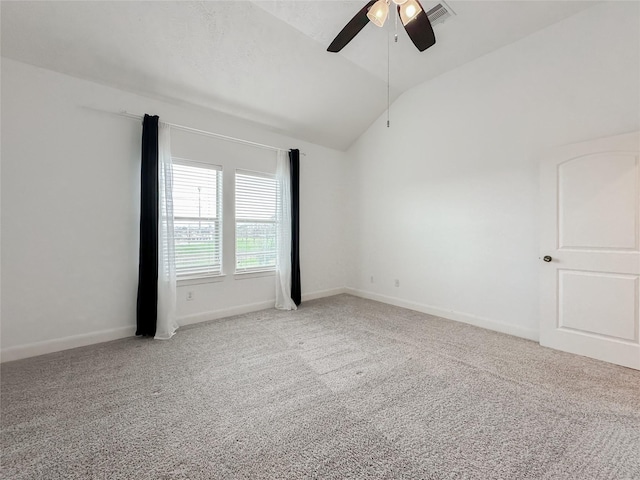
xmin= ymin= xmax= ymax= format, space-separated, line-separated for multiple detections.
xmin=2 ymin=294 xmax=639 ymax=479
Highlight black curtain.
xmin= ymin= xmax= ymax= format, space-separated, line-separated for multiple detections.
xmin=136 ymin=114 xmax=159 ymax=336
xmin=289 ymin=149 xmax=301 ymax=306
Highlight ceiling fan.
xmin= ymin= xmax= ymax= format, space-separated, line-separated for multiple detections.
xmin=327 ymin=0 xmax=436 ymax=53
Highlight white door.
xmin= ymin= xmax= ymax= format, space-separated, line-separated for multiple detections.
xmin=540 ymin=131 xmax=640 ymax=370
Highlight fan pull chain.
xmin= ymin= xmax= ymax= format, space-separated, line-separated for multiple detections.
xmin=386 ymin=9 xmax=399 ymax=128
xmin=387 ymin=19 xmax=393 ymax=127
xmin=395 ymin=6 xmax=399 ymax=43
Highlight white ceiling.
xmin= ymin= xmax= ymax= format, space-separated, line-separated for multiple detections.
xmin=1 ymin=1 xmax=597 ymax=150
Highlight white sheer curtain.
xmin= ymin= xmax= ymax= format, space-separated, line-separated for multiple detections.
xmin=155 ymin=122 xmax=179 ymax=339
xmin=275 ymin=150 xmax=297 ymax=311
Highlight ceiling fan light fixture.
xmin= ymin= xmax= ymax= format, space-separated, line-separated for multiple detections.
xmin=391 ymin=0 xmax=408 ymax=4
xmin=399 ymin=0 xmax=422 ymax=25
xmin=327 ymin=0 xmax=435 ymax=53
xmin=366 ymin=0 xmax=389 ymax=27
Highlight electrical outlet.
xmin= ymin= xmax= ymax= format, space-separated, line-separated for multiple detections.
xmin=394 ymin=279 xmax=400 ymax=287
xmin=186 ymin=291 xmax=194 ymax=301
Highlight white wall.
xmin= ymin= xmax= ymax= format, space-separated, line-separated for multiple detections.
xmin=3 ymin=1 xmax=637 ymax=361
xmin=345 ymin=2 xmax=640 ymax=340
xmin=1 ymin=58 xmax=348 ymax=360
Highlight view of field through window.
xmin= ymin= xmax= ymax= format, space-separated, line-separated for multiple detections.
xmin=235 ymin=172 xmax=277 ymax=272
xmin=172 ymin=162 xmax=277 ymax=277
xmin=173 ymin=162 xmax=222 ymax=276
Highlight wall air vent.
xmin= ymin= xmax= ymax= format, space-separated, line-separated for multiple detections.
xmin=426 ymin=1 xmax=456 ymax=27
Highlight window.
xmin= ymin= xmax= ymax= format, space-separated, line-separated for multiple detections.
xmin=235 ymin=171 xmax=277 ymax=273
xmin=172 ymin=160 xmax=222 ymax=277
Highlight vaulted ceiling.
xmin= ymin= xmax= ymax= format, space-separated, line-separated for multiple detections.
xmin=1 ymin=1 xmax=596 ymax=150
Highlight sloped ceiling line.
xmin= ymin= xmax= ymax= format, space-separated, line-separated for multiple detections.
xmin=1 ymin=1 xmax=596 ymax=150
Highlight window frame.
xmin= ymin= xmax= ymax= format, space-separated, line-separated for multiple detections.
xmin=172 ymin=157 xmax=224 ymax=281
xmin=234 ymin=169 xmax=278 ymax=275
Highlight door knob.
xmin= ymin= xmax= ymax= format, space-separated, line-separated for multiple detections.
xmin=543 ymin=256 xmax=552 ymax=262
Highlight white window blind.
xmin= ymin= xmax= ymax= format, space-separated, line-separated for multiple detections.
xmin=235 ymin=171 xmax=277 ymax=273
xmin=173 ymin=160 xmax=222 ymax=277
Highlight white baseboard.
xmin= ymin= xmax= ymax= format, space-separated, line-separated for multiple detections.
xmin=3 ymin=287 xmax=519 ymax=363
xmin=345 ymin=288 xmax=539 ymax=342
xmin=177 ymin=299 xmax=275 ymax=327
xmin=302 ymin=287 xmax=347 ymax=302
xmin=0 ymin=288 xmax=347 ymax=363
xmin=1 ymin=325 xmax=137 ymax=363
xmin=178 ymin=287 xmax=348 ymax=327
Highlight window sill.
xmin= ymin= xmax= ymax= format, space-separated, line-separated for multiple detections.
xmin=178 ymin=274 xmax=226 ymax=286
xmin=234 ymin=270 xmax=276 ymax=281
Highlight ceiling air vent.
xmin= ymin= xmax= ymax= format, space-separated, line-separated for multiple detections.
xmin=426 ymin=1 xmax=456 ymax=27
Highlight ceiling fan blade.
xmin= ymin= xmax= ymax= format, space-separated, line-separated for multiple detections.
xmin=398 ymin=2 xmax=436 ymax=52
xmin=327 ymin=0 xmax=376 ymax=53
